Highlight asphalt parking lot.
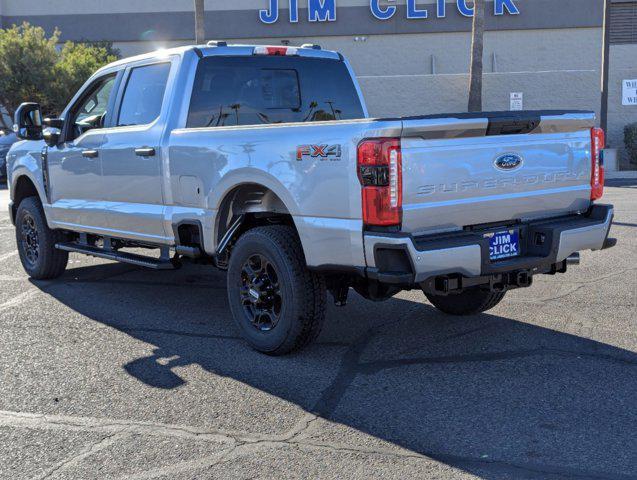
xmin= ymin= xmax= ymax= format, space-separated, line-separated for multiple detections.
xmin=0 ymin=182 xmax=635 ymax=480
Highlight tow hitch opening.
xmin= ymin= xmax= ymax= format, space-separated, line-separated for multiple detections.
xmin=423 ymin=268 xmax=546 ymax=296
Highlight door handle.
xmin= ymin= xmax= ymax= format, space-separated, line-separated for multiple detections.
xmin=135 ymin=147 xmax=156 ymax=157
xmin=81 ymin=149 xmax=99 ymax=158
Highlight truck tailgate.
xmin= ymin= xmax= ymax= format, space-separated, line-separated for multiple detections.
xmin=399 ymin=111 xmax=595 ymax=234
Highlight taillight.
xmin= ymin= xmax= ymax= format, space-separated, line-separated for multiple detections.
xmin=590 ymin=127 xmax=605 ymax=201
xmin=357 ymin=138 xmax=402 ymax=227
xmin=253 ymin=46 xmax=298 ymax=56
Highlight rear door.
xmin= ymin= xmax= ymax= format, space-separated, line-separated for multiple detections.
xmin=399 ymin=112 xmax=595 ymax=235
xmin=99 ymin=60 xmax=173 ymax=242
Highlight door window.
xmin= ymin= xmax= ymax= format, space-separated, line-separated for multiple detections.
xmin=68 ymin=75 xmax=116 ymax=140
xmin=117 ymin=63 xmax=171 ymax=127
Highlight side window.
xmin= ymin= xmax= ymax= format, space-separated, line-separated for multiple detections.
xmin=187 ymin=62 xmax=302 ymax=128
xmin=68 ymin=75 xmax=116 ymax=140
xmin=117 ymin=63 xmax=171 ymax=127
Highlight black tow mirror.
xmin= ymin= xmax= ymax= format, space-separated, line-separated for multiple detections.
xmin=43 ymin=116 xmax=64 ymax=147
xmin=43 ymin=117 xmax=64 ymax=130
xmin=43 ymin=128 xmax=61 ymax=147
xmin=13 ymin=102 xmax=43 ymax=141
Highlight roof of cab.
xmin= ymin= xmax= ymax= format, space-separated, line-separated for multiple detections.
xmin=95 ymin=43 xmax=341 ymax=75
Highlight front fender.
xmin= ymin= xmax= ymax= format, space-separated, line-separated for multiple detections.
xmin=8 ymin=141 xmax=47 ymax=202
xmin=8 ymin=142 xmax=50 ymax=226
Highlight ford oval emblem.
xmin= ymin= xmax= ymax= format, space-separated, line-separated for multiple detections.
xmin=494 ymin=153 xmax=523 ymax=171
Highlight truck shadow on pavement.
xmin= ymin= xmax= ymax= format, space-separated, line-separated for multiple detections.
xmin=32 ymin=261 xmax=637 ymax=479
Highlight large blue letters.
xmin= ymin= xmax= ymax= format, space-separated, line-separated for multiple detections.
xmin=308 ymin=0 xmax=336 ymax=21
xmin=494 ymin=0 xmax=520 ymax=15
xmin=259 ymin=0 xmax=278 ymax=23
xmin=407 ymin=0 xmax=428 ymax=19
xmin=259 ymin=0 xmax=521 ymax=24
xmin=456 ymin=0 xmax=473 ymax=17
xmin=370 ymin=0 xmax=396 ymax=20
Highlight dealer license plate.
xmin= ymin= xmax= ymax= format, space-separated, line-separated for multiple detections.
xmin=485 ymin=229 xmax=520 ymax=261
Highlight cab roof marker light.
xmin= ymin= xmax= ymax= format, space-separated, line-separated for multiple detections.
xmin=253 ymin=46 xmax=299 ymax=56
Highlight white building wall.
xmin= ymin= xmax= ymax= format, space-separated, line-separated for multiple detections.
xmin=113 ymin=28 xmax=602 ymax=120
xmin=607 ymin=44 xmax=637 ymax=168
xmin=3 ymin=0 xmax=626 ymax=168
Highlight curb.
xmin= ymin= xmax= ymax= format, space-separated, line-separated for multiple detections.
xmin=605 ymin=171 xmax=637 ymax=179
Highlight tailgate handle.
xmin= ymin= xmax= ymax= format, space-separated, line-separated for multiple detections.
xmin=486 ymin=117 xmax=540 ymax=136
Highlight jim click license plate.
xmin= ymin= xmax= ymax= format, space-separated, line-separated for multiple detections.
xmin=485 ymin=229 xmax=520 ymax=261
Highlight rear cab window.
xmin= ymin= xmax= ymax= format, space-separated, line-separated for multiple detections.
xmin=187 ymin=56 xmax=364 ymax=128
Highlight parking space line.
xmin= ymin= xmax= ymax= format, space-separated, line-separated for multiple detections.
xmin=0 ymin=409 xmax=240 ymax=443
xmin=34 ymin=432 xmax=126 ymax=480
xmin=0 ymin=250 xmax=18 ymax=262
xmin=0 ymin=289 xmax=36 ymax=312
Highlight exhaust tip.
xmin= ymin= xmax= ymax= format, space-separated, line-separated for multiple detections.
xmin=566 ymin=253 xmax=580 ymax=265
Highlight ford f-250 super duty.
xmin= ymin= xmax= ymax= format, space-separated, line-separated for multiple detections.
xmin=7 ymin=43 xmax=616 ymax=354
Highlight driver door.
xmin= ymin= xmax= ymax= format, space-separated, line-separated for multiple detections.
xmin=47 ymin=72 xmax=121 ymax=231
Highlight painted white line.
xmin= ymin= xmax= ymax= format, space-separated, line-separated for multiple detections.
xmin=0 ymin=409 xmax=434 ymax=479
xmin=0 ymin=409 xmax=239 ymax=443
xmin=34 ymin=433 xmax=126 ymax=480
xmin=0 ymin=250 xmax=18 ymax=262
xmin=0 ymin=289 xmax=36 ymax=312
xmin=0 ymin=275 xmax=25 ymax=282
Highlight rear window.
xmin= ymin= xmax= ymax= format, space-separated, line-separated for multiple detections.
xmin=187 ymin=56 xmax=364 ymax=128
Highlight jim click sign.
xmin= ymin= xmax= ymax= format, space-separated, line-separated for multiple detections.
xmin=259 ymin=0 xmax=520 ymax=23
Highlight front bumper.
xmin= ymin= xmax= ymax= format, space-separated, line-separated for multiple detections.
xmin=364 ymin=204 xmax=614 ymax=285
xmin=8 ymin=200 xmax=15 ymax=226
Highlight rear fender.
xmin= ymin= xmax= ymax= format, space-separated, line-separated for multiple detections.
xmin=211 ymin=168 xmax=300 ymax=217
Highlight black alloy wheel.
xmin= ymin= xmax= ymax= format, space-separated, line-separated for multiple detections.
xmin=239 ymin=253 xmax=283 ymax=332
xmin=19 ymin=212 xmax=40 ymax=267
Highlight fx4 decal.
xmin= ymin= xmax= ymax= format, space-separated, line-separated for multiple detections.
xmin=296 ymin=144 xmax=342 ymax=161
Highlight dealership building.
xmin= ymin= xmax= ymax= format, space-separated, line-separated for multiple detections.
xmin=1 ymin=0 xmax=637 ymax=170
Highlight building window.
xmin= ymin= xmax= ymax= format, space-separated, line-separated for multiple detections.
xmin=610 ymin=1 xmax=637 ymax=44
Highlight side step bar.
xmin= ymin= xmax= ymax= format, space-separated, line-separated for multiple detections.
xmin=56 ymin=242 xmax=178 ymax=270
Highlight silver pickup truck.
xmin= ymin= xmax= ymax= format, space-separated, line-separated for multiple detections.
xmin=7 ymin=43 xmax=615 ymax=354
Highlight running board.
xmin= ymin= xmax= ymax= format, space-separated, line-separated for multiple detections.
xmin=55 ymin=242 xmax=177 ymax=270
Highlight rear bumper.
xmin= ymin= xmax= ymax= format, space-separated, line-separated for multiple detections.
xmin=364 ymin=204 xmax=614 ymax=285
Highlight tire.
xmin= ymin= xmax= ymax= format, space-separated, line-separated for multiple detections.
xmin=227 ymin=225 xmax=326 ymax=355
xmin=15 ymin=196 xmax=68 ymax=280
xmin=425 ymin=288 xmax=506 ymax=316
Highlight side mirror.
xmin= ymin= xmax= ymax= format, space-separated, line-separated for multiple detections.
xmin=13 ymin=102 xmax=43 ymax=141
xmin=43 ymin=117 xmax=64 ymax=130
xmin=43 ymin=128 xmax=61 ymax=147
xmin=43 ymin=116 xmax=64 ymax=147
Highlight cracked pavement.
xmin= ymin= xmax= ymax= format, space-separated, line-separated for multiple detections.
xmin=0 ymin=181 xmax=635 ymax=479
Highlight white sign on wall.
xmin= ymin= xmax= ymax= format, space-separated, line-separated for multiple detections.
xmin=510 ymin=92 xmax=523 ymax=111
xmin=622 ymin=79 xmax=637 ymax=106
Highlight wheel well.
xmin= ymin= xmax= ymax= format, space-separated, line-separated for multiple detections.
xmin=215 ymin=184 xmax=295 ymax=261
xmin=11 ymin=176 xmax=40 ymax=222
